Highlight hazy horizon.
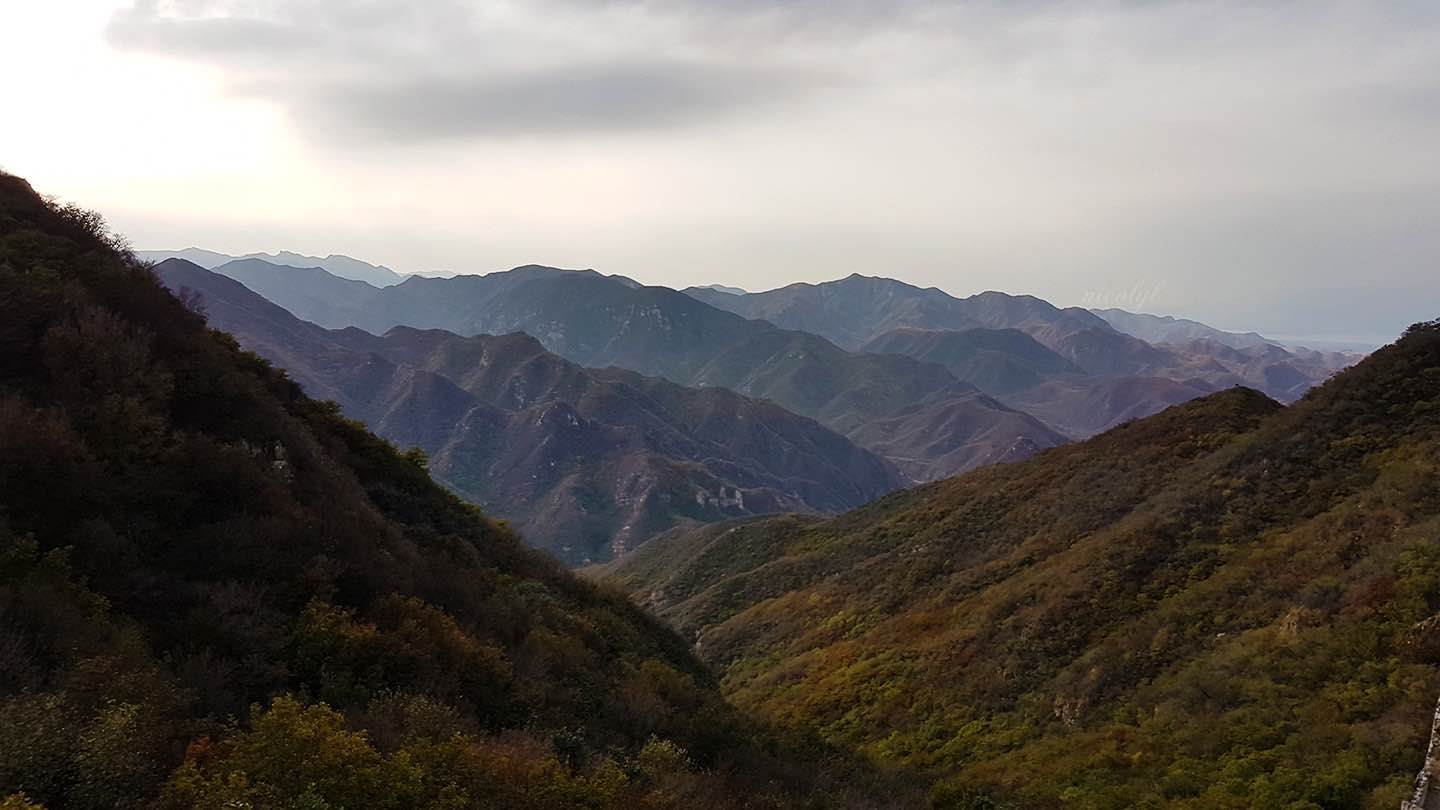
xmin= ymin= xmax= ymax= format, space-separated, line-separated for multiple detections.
xmin=5 ymin=1 xmax=1438 ymax=345
xmin=130 ymin=245 xmax=1402 ymax=350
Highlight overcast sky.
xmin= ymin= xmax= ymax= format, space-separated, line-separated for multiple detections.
xmin=3 ymin=1 xmax=1437 ymax=345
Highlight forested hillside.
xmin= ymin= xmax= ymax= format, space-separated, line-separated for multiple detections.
xmin=0 ymin=173 xmax=911 ymax=808
xmin=605 ymin=322 xmax=1440 ymax=808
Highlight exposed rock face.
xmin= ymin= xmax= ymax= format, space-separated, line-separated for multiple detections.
xmin=1403 ymin=697 xmax=1440 ymax=810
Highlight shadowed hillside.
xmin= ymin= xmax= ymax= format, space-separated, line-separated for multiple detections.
xmin=0 ymin=173 xmax=917 ymax=808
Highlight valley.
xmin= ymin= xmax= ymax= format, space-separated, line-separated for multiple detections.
xmin=6 ymin=3 xmax=1435 ymax=807
xmin=1 ymin=172 xmax=1426 ymax=810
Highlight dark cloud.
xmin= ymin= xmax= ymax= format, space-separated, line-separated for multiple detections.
xmin=106 ymin=0 xmax=847 ymax=140
xmin=282 ymin=61 xmax=829 ymax=141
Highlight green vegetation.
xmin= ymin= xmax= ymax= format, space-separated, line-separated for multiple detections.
xmin=607 ymin=325 xmax=1440 ymax=808
xmin=0 ymin=173 xmax=912 ymax=808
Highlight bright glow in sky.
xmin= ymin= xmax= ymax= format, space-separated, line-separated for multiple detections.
xmin=3 ymin=1 xmax=1437 ymax=344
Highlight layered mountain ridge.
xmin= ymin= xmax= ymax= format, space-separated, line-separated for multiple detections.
xmin=139 ymin=247 xmax=405 ymax=287
xmin=178 ymin=259 xmax=1068 ymax=482
xmin=860 ymin=327 xmax=1082 ymax=396
xmin=157 ymin=259 xmax=904 ymax=564
xmin=690 ymin=274 xmax=1356 ymax=437
xmin=687 ymin=274 xmax=1351 ymax=398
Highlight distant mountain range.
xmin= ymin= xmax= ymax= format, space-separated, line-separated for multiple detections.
xmin=145 ymin=250 xmax=1360 ymax=559
xmin=684 ymin=275 xmax=1109 ymax=354
xmin=691 ymin=283 xmax=748 ymax=295
xmin=138 ymin=247 xmax=405 ymax=287
xmin=686 ymin=274 xmax=1356 ymax=425
xmin=167 ymin=259 xmax=1066 ymax=482
xmin=1089 ymin=307 xmax=1273 ymax=350
xmin=156 ymin=259 xmax=902 ymax=564
xmin=860 ymin=327 xmax=1082 ymax=396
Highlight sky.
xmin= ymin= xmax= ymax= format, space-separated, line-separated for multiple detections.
xmin=2 ymin=1 xmax=1437 ymax=347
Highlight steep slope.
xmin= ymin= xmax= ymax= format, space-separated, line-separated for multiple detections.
xmin=604 ymin=322 xmax=1440 ymax=808
xmin=152 ymin=260 xmax=481 ymax=448
xmin=861 ymin=327 xmax=1081 ymax=396
xmin=0 ymin=173 xmax=908 ymax=809
xmin=157 ymin=260 xmax=903 ymax=564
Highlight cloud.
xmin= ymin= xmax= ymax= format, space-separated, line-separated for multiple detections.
xmin=106 ymin=0 xmax=851 ymax=140
xmin=107 ymin=4 xmax=306 ymax=60
xmin=282 ymin=61 xmax=826 ymax=140
xmin=76 ymin=0 xmax=1440 ymax=344
xmin=109 ymin=1 xmax=1440 ymax=143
